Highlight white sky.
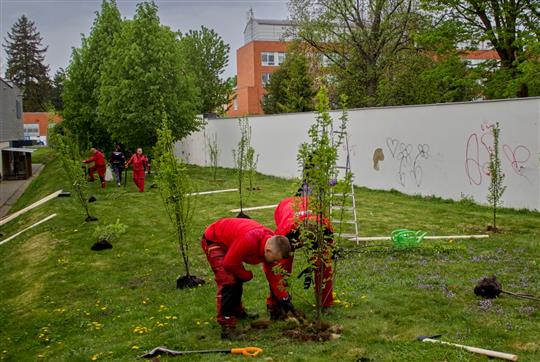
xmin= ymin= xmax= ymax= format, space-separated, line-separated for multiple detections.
xmin=0 ymin=0 xmax=290 ymax=79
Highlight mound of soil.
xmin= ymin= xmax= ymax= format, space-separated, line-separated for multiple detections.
xmin=474 ymin=275 xmax=502 ymax=299
xmin=91 ymin=240 xmax=112 ymax=251
xmin=176 ymin=275 xmax=205 ymax=289
xmin=85 ymin=215 xmax=98 ymax=222
xmin=283 ymin=320 xmax=342 ymax=342
xmin=88 ymin=196 xmax=97 ymax=203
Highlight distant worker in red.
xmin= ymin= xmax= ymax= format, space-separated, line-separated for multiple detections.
xmin=267 ymin=196 xmax=334 ymax=319
xmin=201 ymin=218 xmax=292 ymax=340
xmin=83 ymin=147 xmax=107 ymax=188
xmin=125 ymin=148 xmax=148 ymax=192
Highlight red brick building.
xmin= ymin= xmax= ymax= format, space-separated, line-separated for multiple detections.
xmin=23 ymin=112 xmax=62 ymax=144
xmin=227 ymin=15 xmax=294 ymax=117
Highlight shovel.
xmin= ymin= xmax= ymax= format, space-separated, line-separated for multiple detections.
xmin=417 ymin=335 xmax=518 ymax=361
xmin=140 ymin=346 xmax=263 ymax=358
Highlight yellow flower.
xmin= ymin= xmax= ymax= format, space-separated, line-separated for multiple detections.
xmin=131 ymin=346 xmax=139 ymax=350
xmin=90 ymin=354 xmax=98 ymax=361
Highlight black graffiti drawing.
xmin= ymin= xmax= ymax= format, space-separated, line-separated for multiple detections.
xmin=386 ymin=137 xmax=431 ymax=187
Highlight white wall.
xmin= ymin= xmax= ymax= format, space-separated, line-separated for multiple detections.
xmin=176 ymin=98 xmax=540 ymax=211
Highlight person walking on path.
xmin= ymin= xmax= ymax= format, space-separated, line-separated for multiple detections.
xmin=125 ymin=148 xmax=148 ymax=192
xmin=83 ymin=147 xmax=107 ymax=189
xmin=109 ymin=144 xmax=125 ymax=187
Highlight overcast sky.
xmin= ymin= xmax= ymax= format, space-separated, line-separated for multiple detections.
xmin=0 ymin=0 xmax=290 ymax=79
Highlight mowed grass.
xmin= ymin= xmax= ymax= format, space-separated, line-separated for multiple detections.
xmin=0 ymin=148 xmax=539 ymax=361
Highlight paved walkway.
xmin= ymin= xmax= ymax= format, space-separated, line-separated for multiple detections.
xmin=0 ymin=164 xmax=44 ymax=218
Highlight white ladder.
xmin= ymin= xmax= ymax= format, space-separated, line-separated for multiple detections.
xmin=331 ymin=131 xmax=360 ymax=244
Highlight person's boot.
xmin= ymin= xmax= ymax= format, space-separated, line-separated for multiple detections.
xmin=235 ymin=309 xmax=259 ymax=321
xmin=221 ymin=325 xmax=246 ymax=340
xmin=267 ymin=305 xmax=285 ymax=321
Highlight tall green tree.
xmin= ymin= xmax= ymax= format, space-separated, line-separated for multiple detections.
xmin=3 ymin=15 xmax=51 ymax=111
xmin=262 ymin=48 xmax=315 ymax=114
xmin=63 ymin=0 xmax=122 ymax=149
xmin=51 ymin=68 xmax=65 ymax=111
xmin=179 ymin=26 xmax=234 ymax=115
xmin=99 ymin=2 xmax=201 ymax=151
xmin=421 ymin=0 xmax=540 ymax=97
xmin=289 ymin=0 xmax=417 ymax=107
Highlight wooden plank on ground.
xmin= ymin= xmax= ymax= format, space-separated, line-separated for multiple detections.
xmin=0 ymin=190 xmax=62 ymax=226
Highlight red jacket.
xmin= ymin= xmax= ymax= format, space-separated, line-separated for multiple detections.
xmin=204 ymin=218 xmax=274 ymax=282
xmin=274 ymin=196 xmax=333 ymax=236
xmin=127 ymin=154 xmax=148 ymax=172
xmin=84 ymin=150 xmax=106 ymax=167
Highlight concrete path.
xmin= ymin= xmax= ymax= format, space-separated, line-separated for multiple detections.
xmin=0 ymin=164 xmax=44 ymax=218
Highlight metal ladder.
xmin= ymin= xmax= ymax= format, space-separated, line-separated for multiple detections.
xmin=330 ymin=131 xmax=360 ymax=244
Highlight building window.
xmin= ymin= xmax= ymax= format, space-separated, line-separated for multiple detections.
xmin=261 ymin=72 xmax=272 ymax=86
xmin=233 ymin=98 xmax=238 ymax=111
xmin=261 ymin=52 xmax=286 ymax=66
xmin=15 ymin=100 xmax=22 ymax=119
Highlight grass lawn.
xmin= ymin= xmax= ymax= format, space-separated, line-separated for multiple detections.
xmin=1 ymin=148 xmax=539 ymax=361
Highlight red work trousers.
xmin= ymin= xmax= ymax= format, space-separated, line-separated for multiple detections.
xmin=132 ymin=170 xmax=145 ymax=192
xmin=88 ymin=165 xmax=106 ymax=188
xmin=201 ymin=238 xmax=246 ymax=327
xmin=265 ymin=253 xmax=333 ymax=309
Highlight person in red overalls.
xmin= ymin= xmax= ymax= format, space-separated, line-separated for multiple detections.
xmin=267 ymin=196 xmax=334 ymax=319
xmin=125 ymin=148 xmax=148 ymax=192
xmin=83 ymin=147 xmax=107 ymax=188
xmin=201 ymin=218 xmax=292 ymax=340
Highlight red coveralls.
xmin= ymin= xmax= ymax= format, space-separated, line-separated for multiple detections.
xmin=126 ymin=154 xmax=148 ymax=192
xmin=83 ymin=150 xmax=106 ymax=188
xmin=269 ymin=196 xmax=334 ymax=309
xmin=202 ymin=218 xmax=276 ymax=327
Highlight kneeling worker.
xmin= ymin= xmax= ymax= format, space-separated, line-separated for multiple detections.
xmin=201 ymin=218 xmax=292 ymax=340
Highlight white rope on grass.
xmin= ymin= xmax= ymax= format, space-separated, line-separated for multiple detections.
xmin=0 ymin=190 xmax=62 ymax=226
xmin=188 ymin=189 xmax=238 ymax=196
xmin=0 ymin=213 xmax=57 ymax=246
xmin=345 ymin=234 xmax=489 ymax=241
xmin=229 ymin=204 xmax=278 ymax=213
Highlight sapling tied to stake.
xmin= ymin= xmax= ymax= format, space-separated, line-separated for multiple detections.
xmin=296 ymin=87 xmax=350 ymax=328
xmin=207 ymin=132 xmax=220 ymax=181
xmin=487 ymin=122 xmax=506 ymax=232
xmin=49 ymin=128 xmax=97 ymax=222
xmin=155 ymin=118 xmax=204 ymax=289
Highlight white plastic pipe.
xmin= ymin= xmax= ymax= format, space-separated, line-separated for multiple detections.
xmin=0 ymin=190 xmax=62 ymax=226
xmin=229 ymin=204 xmax=278 ymax=213
xmin=188 ymin=189 xmax=238 ymax=196
xmin=0 ymin=213 xmax=57 ymax=246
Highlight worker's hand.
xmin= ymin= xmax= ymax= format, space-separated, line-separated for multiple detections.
xmin=278 ymin=296 xmax=295 ymax=314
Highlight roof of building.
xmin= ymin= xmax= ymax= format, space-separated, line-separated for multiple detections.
xmin=243 ymin=17 xmax=296 ymax=36
xmin=461 ymin=49 xmax=500 ymax=60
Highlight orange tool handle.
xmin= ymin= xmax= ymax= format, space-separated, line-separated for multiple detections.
xmin=231 ymin=347 xmax=263 ymax=357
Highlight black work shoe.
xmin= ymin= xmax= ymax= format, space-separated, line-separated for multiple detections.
xmin=236 ymin=310 xmax=259 ymax=320
xmin=267 ymin=305 xmax=285 ymax=321
xmin=221 ymin=326 xmax=246 ymax=340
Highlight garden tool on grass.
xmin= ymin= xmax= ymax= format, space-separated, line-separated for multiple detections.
xmin=416 ymin=335 xmax=518 ymax=361
xmin=140 ymin=346 xmax=263 ymax=359
xmin=390 ymin=229 xmax=426 ymax=248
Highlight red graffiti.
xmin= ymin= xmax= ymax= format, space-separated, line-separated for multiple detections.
xmin=503 ymin=144 xmax=531 ymax=176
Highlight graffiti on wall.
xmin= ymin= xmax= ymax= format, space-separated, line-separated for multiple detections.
xmin=386 ymin=138 xmax=431 ymax=187
xmin=465 ymin=121 xmax=532 ymax=185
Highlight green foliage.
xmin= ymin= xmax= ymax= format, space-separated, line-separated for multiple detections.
xmin=246 ymin=144 xmax=259 ymax=190
xmin=487 ymin=123 xmax=506 ymax=231
xmin=297 ymin=87 xmax=349 ymax=324
xmin=232 ymin=117 xmax=252 ymax=212
xmin=93 ymin=219 xmax=127 ymax=242
xmin=262 ymin=49 xmax=315 ymax=114
xmin=3 ymin=15 xmax=51 ymax=111
xmin=48 ymin=128 xmax=93 ymax=220
xmin=63 ymin=0 xmax=122 ymax=150
xmin=207 ymin=132 xmax=220 ymax=181
xmin=154 ymin=118 xmax=195 ymax=276
xmin=179 ymin=26 xmax=234 ymax=115
xmin=50 ymin=68 xmax=65 ymax=112
xmin=98 ymin=2 xmax=201 ymax=151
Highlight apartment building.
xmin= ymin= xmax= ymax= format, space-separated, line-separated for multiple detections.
xmin=227 ymin=13 xmax=294 ymax=117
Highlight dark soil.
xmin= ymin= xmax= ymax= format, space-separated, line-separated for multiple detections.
xmin=474 ymin=275 xmax=502 ymax=299
xmin=247 ymin=187 xmax=261 ymax=191
xmin=282 ymin=320 xmax=342 ymax=342
xmin=88 ymin=196 xmax=97 ymax=203
xmin=236 ymin=211 xmax=251 ymax=219
xmin=486 ymin=225 xmax=501 ymax=233
xmin=176 ymin=275 xmax=205 ymax=289
xmin=91 ymin=239 xmax=112 ymax=251
xmin=58 ymin=191 xmax=71 ymax=197
xmin=250 ymin=320 xmax=271 ymax=330
xmin=85 ymin=215 xmax=99 ymax=222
